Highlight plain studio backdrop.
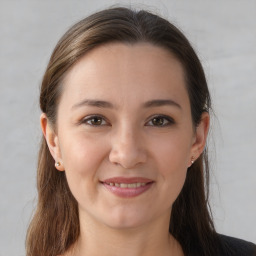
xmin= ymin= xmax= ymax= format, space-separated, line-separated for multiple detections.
xmin=0 ymin=0 xmax=255 ymax=255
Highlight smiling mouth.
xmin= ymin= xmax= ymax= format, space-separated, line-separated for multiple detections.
xmin=101 ymin=177 xmax=154 ymax=198
xmin=104 ymin=182 xmax=148 ymax=188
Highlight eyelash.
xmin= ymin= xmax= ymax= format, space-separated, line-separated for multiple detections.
xmin=81 ymin=114 xmax=175 ymax=127
xmin=146 ymin=115 xmax=175 ymax=127
xmin=81 ymin=115 xmax=108 ymax=126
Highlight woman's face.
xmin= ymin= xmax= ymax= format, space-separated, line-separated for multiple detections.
xmin=42 ymin=43 xmax=208 ymax=229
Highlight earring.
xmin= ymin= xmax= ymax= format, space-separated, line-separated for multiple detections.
xmin=191 ymin=156 xmax=195 ymax=165
xmin=55 ymin=162 xmax=61 ymax=167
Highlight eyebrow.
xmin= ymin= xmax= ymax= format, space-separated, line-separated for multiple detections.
xmin=71 ymin=99 xmax=182 ymax=110
xmin=143 ymin=99 xmax=181 ymax=109
xmin=72 ymin=99 xmax=114 ymax=110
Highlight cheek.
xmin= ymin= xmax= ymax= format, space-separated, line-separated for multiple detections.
xmin=152 ymin=133 xmax=191 ymax=200
xmin=58 ymin=133 xmax=109 ymax=200
xmin=60 ymin=132 xmax=107 ymax=174
xmin=152 ymin=131 xmax=192 ymax=172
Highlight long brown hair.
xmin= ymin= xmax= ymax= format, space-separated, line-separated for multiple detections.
xmin=26 ymin=7 xmax=221 ymax=256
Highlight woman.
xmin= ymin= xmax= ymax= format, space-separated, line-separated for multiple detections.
xmin=26 ymin=7 xmax=256 ymax=256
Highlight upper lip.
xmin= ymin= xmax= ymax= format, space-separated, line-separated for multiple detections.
xmin=101 ymin=177 xmax=154 ymax=184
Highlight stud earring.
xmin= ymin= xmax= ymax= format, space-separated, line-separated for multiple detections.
xmin=55 ymin=162 xmax=61 ymax=167
xmin=191 ymin=156 xmax=195 ymax=165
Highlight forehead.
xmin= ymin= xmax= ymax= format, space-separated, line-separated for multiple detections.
xmin=60 ymin=42 xmax=189 ymax=110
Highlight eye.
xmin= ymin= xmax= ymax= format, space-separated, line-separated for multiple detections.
xmin=146 ymin=115 xmax=174 ymax=127
xmin=82 ymin=115 xmax=108 ymax=126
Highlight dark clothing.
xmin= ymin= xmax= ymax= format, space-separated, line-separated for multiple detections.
xmin=218 ymin=234 xmax=256 ymax=256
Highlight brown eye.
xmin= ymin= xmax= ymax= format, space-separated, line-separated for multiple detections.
xmin=152 ymin=117 xmax=165 ymax=126
xmin=83 ymin=116 xmax=108 ymax=126
xmin=146 ymin=115 xmax=174 ymax=127
xmin=90 ymin=117 xmax=103 ymax=125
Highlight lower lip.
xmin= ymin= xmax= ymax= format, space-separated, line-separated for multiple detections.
xmin=102 ymin=182 xmax=153 ymax=198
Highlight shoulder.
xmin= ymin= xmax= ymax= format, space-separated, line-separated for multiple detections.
xmin=217 ymin=234 xmax=256 ymax=256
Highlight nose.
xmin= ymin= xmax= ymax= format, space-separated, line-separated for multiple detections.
xmin=109 ymin=126 xmax=147 ymax=169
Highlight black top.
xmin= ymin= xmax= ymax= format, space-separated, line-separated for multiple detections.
xmin=218 ymin=234 xmax=256 ymax=256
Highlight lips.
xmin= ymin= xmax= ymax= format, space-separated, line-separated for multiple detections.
xmin=103 ymin=177 xmax=153 ymax=184
xmin=101 ymin=177 xmax=154 ymax=198
xmin=106 ymin=182 xmax=147 ymax=188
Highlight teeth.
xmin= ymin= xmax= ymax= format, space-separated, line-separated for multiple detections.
xmin=106 ymin=182 xmax=148 ymax=188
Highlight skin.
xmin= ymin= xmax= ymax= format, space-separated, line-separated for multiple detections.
xmin=41 ymin=42 xmax=209 ymax=256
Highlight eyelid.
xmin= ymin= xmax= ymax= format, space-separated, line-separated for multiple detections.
xmin=81 ymin=114 xmax=110 ymax=126
xmin=145 ymin=114 xmax=175 ymax=127
xmin=79 ymin=114 xmax=175 ymax=127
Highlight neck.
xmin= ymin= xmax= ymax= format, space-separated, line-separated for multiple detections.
xmin=67 ymin=210 xmax=183 ymax=256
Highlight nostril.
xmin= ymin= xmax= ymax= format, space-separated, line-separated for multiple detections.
xmin=108 ymin=135 xmax=147 ymax=169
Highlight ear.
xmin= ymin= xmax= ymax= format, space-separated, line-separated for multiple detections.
xmin=40 ymin=113 xmax=65 ymax=171
xmin=189 ymin=112 xmax=210 ymax=165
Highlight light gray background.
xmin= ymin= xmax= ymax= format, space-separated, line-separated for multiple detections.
xmin=0 ymin=0 xmax=255 ymax=255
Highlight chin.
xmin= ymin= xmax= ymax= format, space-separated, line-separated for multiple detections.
xmin=102 ymin=210 xmax=149 ymax=230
